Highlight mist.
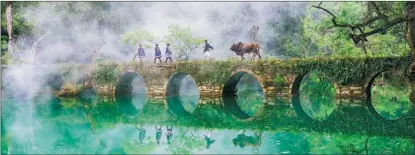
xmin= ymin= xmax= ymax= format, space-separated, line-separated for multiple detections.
xmin=14 ymin=2 xmax=309 ymax=63
xmin=1 ymin=2 xmax=309 ymax=153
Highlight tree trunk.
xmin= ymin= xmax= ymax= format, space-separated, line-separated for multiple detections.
xmin=407 ymin=2 xmax=415 ymax=57
xmin=83 ymin=41 xmax=106 ymax=88
xmin=30 ymin=32 xmax=50 ymax=64
xmin=6 ymin=1 xmax=12 ymax=53
xmin=406 ymin=2 xmax=415 ymax=81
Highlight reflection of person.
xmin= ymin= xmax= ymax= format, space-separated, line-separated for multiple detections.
xmin=136 ymin=125 xmax=146 ymax=144
xmin=154 ymin=43 xmax=162 ymax=63
xmin=204 ymin=129 xmax=215 ymax=149
xmin=232 ymin=131 xmax=262 ymax=148
xmin=155 ymin=125 xmax=162 ymax=144
xmin=165 ymin=43 xmax=173 ymax=63
xmin=166 ymin=126 xmax=173 ymax=145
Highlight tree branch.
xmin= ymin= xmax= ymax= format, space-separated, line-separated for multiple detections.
xmin=312 ymin=4 xmax=382 ymax=30
xmin=351 ymin=16 xmax=415 ymax=43
xmin=30 ymin=32 xmax=50 ymax=64
xmin=313 ymin=2 xmax=415 ymax=45
xmin=84 ymin=40 xmax=106 ymax=88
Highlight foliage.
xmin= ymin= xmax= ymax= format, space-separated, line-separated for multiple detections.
xmin=57 ymin=56 xmax=412 ymax=88
xmin=273 ymin=73 xmax=285 ymax=85
xmin=166 ymin=128 xmax=205 ymax=154
xmin=236 ymin=74 xmax=264 ymax=117
xmin=303 ymin=2 xmax=410 ymax=57
xmin=123 ymin=138 xmax=157 ymax=154
xmin=121 ymin=28 xmax=156 ymax=48
xmin=166 ymin=25 xmax=206 ymax=61
xmin=1 ymin=2 xmax=38 ymax=64
xmin=371 ymin=71 xmax=412 ymax=120
xmin=91 ymin=60 xmax=121 ymax=84
xmin=299 ymin=71 xmax=336 ymax=121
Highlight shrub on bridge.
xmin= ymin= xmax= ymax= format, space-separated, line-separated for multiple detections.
xmin=57 ymin=56 xmax=412 ymax=87
xmin=92 ymin=60 xmax=121 ymax=84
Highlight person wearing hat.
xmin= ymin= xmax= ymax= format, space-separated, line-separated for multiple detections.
xmin=154 ymin=43 xmax=162 ymax=63
xmin=165 ymin=43 xmax=173 ymax=63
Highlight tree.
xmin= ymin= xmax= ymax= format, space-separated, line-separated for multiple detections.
xmin=121 ymin=28 xmax=155 ymax=48
xmin=5 ymin=1 xmax=12 ymax=53
xmin=264 ymin=3 xmax=310 ymax=58
xmin=1 ymin=1 xmax=38 ymax=64
xmin=301 ymin=2 xmax=411 ymax=57
xmin=166 ymin=25 xmax=205 ymax=61
xmin=311 ymin=2 xmax=415 ymax=56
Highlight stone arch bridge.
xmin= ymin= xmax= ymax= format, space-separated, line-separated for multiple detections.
xmin=2 ymin=56 xmax=412 ymax=101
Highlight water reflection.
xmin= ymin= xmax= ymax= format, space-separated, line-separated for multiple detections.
xmin=369 ymin=71 xmax=414 ymax=121
xmin=232 ymin=131 xmax=263 ymax=148
xmin=295 ymin=71 xmax=337 ymax=121
xmin=115 ymin=72 xmax=147 ymax=116
xmin=166 ymin=73 xmax=200 ymax=116
xmin=155 ymin=125 xmax=162 ymax=145
xmin=236 ymin=74 xmax=264 ymax=117
xmin=2 ymin=96 xmax=415 ymax=154
xmin=32 ymin=94 xmax=62 ymax=117
xmin=204 ymin=129 xmax=215 ymax=149
xmin=136 ymin=125 xmax=146 ymax=144
xmin=222 ymin=72 xmax=264 ymax=119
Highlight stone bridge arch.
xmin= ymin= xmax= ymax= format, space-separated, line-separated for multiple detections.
xmin=290 ymin=70 xmax=339 ymax=97
xmin=365 ymin=69 xmax=415 ymax=123
xmin=222 ymin=69 xmax=266 ymax=120
xmin=290 ymin=70 xmax=340 ymax=122
xmin=164 ymin=72 xmax=200 ymax=117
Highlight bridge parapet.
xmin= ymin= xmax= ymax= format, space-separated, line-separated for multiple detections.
xmin=3 ymin=56 xmax=410 ymax=99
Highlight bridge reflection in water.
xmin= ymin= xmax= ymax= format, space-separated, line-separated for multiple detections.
xmin=2 ymin=91 xmax=415 ymax=154
xmin=2 ymin=67 xmax=415 ymax=154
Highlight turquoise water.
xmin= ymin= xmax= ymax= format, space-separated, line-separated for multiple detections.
xmin=2 ymin=72 xmax=415 ymax=154
xmin=2 ymin=94 xmax=415 ymax=154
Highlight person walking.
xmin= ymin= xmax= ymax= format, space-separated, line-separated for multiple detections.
xmin=154 ymin=43 xmax=162 ymax=63
xmin=165 ymin=43 xmax=173 ymax=63
xmin=203 ymin=40 xmax=214 ymax=61
xmin=249 ymin=26 xmax=259 ymax=43
xmin=133 ymin=44 xmax=145 ymax=63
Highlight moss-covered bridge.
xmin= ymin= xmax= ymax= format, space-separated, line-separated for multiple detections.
xmin=2 ymin=56 xmax=413 ymax=99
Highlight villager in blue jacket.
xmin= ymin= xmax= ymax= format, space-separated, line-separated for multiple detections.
xmin=154 ymin=43 xmax=162 ymax=63
xmin=203 ymin=40 xmax=214 ymax=60
xmin=134 ymin=44 xmax=145 ymax=63
xmin=165 ymin=43 xmax=173 ymax=63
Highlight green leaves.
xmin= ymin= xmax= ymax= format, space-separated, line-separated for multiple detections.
xmin=121 ymin=28 xmax=156 ymax=47
xmin=302 ymin=2 xmax=410 ymax=58
xmin=166 ymin=24 xmax=206 ymax=61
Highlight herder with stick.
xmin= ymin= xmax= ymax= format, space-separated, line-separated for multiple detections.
xmin=203 ymin=40 xmax=214 ymax=61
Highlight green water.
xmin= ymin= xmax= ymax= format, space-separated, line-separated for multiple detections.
xmin=2 ymin=72 xmax=415 ymax=154
xmin=2 ymin=94 xmax=415 ymax=154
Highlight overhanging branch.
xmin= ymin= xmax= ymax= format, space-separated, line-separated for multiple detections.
xmin=313 ymin=2 xmax=415 ymax=45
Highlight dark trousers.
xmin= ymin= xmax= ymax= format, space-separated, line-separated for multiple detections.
xmin=154 ymin=57 xmax=162 ymax=63
xmin=165 ymin=57 xmax=172 ymax=63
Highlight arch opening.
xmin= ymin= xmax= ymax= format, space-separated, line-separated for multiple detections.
xmin=115 ymin=71 xmax=148 ymax=116
xmin=166 ymin=72 xmax=200 ymax=117
xmin=291 ymin=70 xmax=337 ymax=122
xmin=222 ymin=71 xmax=264 ymax=120
xmin=367 ymin=70 xmax=414 ymax=121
